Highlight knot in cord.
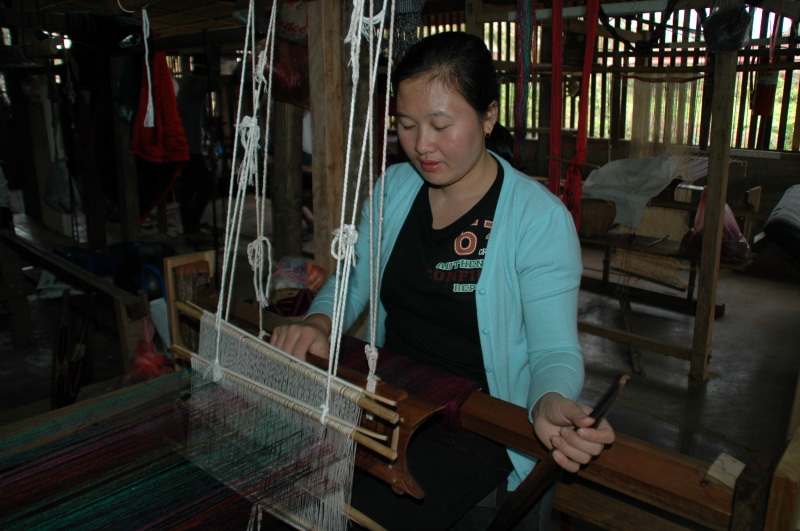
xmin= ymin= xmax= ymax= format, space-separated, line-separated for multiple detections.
xmin=247 ymin=236 xmax=272 ymax=306
xmin=238 ymin=116 xmax=261 ymax=150
xmin=255 ymin=48 xmax=269 ymax=84
xmin=364 ymin=344 xmax=379 ymax=394
xmin=319 ymin=403 xmax=330 ymax=427
xmin=203 ymin=360 xmax=223 ymax=382
xmin=237 ymin=116 xmax=261 ymax=186
xmin=331 ymin=224 xmax=358 ymax=264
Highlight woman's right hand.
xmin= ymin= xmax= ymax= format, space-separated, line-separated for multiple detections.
xmin=269 ymin=313 xmax=332 ymax=361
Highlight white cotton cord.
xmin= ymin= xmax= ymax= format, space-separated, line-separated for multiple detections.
xmin=247 ymin=235 xmax=273 ymax=338
xmin=211 ymin=0 xmax=282 ymax=374
xmin=324 ymin=0 xmax=394 ymax=405
xmin=344 ymin=1 xmax=387 ymax=44
xmin=323 ymin=0 xmax=366 ymax=418
xmin=330 ymin=224 xmax=359 ymax=264
xmin=212 ymin=0 xmax=260 ymax=371
xmin=246 ymin=504 xmax=262 ymax=531
xmin=247 ymin=236 xmax=273 ymax=306
xmin=253 ymin=6 xmax=278 ymax=335
xmin=360 ymin=0 xmax=395 ymax=387
xmin=364 ymin=344 xmax=379 ymax=393
xmin=141 ymin=8 xmax=154 ymax=127
xmin=344 ymin=0 xmax=366 ymax=53
xmin=116 ymin=0 xmax=134 ymax=13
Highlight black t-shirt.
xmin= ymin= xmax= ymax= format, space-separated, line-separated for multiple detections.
xmin=381 ymin=163 xmax=504 ymax=389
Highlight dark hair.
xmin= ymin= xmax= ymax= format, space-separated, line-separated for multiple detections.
xmin=393 ymin=32 xmax=514 ymax=164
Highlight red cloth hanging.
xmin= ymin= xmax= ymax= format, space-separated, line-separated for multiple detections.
xmin=131 ymin=49 xmax=189 ymax=224
xmin=131 ymin=50 xmax=190 ymax=164
xmin=563 ymin=0 xmax=601 ymax=229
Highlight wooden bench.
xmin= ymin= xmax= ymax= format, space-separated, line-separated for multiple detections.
xmin=0 ymin=214 xmax=149 ymax=368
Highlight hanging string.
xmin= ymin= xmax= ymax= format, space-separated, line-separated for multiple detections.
xmin=366 ymin=0 xmax=396 ymax=394
xmin=141 ymin=8 xmax=155 ymax=127
xmin=327 ymin=0 xmax=393 ymax=400
xmin=211 ymin=0 xmax=279 ymax=380
xmin=252 ymin=12 xmax=279 ymax=338
xmin=563 ymin=0 xmax=601 ymax=229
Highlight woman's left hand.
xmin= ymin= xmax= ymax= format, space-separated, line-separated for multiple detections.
xmin=532 ymin=392 xmax=615 ymax=473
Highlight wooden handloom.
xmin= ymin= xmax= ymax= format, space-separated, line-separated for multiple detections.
xmin=0 ymin=250 xmax=788 ymax=530
xmin=162 ymin=252 xmax=774 ymax=530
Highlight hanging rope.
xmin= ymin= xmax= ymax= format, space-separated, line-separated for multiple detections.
xmin=211 ymin=0 xmax=279 ymax=379
xmin=329 ymin=0 xmax=395 ymax=398
xmin=141 ymin=8 xmax=155 ymax=127
xmin=563 ymin=0 xmax=601 ymax=229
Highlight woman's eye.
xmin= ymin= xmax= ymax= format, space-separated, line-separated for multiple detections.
xmin=433 ymin=125 xmax=450 ymax=132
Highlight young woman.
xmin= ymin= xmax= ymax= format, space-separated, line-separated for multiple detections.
xmin=271 ymin=31 xmax=614 ymax=529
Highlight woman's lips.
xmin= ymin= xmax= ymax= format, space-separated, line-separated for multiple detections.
xmin=419 ymin=160 xmax=441 ymax=172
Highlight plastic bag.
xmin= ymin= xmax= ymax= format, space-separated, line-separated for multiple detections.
xmin=680 ymin=188 xmax=751 ymax=259
xmin=273 ymin=256 xmax=327 ymax=292
xmin=702 ymin=0 xmax=752 ymax=53
xmin=120 ymin=317 xmax=173 ymax=387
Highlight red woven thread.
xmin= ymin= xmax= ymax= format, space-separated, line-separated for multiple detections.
xmin=563 ymin=0 xmax=601 ymax=229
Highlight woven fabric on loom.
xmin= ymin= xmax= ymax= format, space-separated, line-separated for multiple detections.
xmin=195 ymin=312 xmax=360 ymax=530
xmin=0 ymin=372 xmax=265 ymax=530
xmin=339 ymin=335 xmax=481 ymax=433
xmin=0 ymin=353 xmax=359 ymax=531
xmin=268 ymin=290 xmax=482 ymax=432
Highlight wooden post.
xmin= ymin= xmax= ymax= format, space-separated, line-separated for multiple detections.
xmin=73 ymin=87 xmax=108 ymax=248
xmin=536 ymin=25 xmax=553 ymax=177
xmin=465 ymin=0 xmax=481 ymax=37
xmin=111 ymin=57 xmax=141 ymax=242
xmin=307 ymin=0 xmax=344 ymax=277
xmin=698 ymin=54 xmax=715 ymax=151
xmin=272 ymin=102 xmax=304 ymax=261
xmin=690 ymin=51 xmax=738 ymax=381
xmin=765 ymin=426 xmax=800 ymax=530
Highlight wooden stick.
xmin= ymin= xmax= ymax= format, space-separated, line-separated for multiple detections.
xmin=546 ymin=155 xmax=602 ymax=169
xmin=347 ymin=505 xmax=387 ymax=531
xmin=171 ymin=343 xmax=397 ymax=460
xmin=174 ymin=300 xmax=400 ymax=423
xmin=488 ymin=375 xmax=630 ymax=530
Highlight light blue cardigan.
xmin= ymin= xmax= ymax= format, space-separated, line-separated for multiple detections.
xmin=308 ymin=155 xmax=585 ymax=489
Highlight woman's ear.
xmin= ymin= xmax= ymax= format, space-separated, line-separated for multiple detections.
xmin=483 ymin=101 xmax=499 ymax=135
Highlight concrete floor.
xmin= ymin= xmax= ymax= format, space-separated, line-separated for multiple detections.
xmin=578 ymin=263 xmax=800 ymax=467
xmin=1 ymin=195 xmax=799 ymax=522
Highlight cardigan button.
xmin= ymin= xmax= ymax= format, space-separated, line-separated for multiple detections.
xmin=481 ymin=328 xmax=489 ymax=335
xmin=478 ymin=288 xmax=486 ymax=295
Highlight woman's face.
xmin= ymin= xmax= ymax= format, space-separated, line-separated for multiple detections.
xmin=396 ymin=74 xmax=497 ymax=190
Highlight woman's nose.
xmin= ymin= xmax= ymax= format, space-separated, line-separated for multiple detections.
xmin=414 ymin=128 xmax=433 ymax=154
